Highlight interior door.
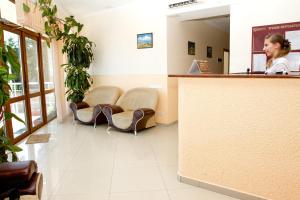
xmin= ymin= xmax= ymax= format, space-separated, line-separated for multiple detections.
xmin=3 ymin=29 xmax=30 ymax=141
xmin=24 ymin=35 xmax=45 ymax=132
xmin=3 ymin=23 xmax=57 ymax=144
xmin=41 ymin=39 xmax=57 ymax=121
xmin=223 ymin=49 xmax=230 ymax=74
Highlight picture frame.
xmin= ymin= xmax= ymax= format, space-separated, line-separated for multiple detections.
xmin=137 ymin=33 xmax=153 ymax=49
xmin=207 ymin=46 xmax=212 ymax=58
xmin=188 ymin=41 xmax=195 ymax=55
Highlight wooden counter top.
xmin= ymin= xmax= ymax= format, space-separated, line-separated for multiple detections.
xmin=168 ymin=73 xmax=300 ymax=79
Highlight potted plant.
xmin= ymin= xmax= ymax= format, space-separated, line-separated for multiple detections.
xmin=24 ymin=1 xmax=94 ymax=103
xmin=0 ymin=25 xmax=23 ymax=163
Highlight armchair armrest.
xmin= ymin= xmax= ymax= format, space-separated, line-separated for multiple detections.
xmin=70 ymin=101 xmax=90 ymax=111
xmin=0 ymin=161 xmax=37 ymax=188
xmin=103 ymin=105 xmax=124 ymax=115
xmin=134 ymin=108 xmax=155 ymax=119
xmin=102 ymin=105 xmax=124 ymax=126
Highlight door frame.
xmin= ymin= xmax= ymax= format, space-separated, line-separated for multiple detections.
xmin=2 ymin=22 xmax=56 ymax=144
xmin=223 ymin=48 xmax=230 ymax=74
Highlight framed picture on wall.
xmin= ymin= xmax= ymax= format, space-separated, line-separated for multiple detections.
xmin=188 ymin=41 xmax=195 ymax=55
xmin=207 ymin=46 xmax=212 ymax=58
xmin=137 ymin=33 xmax=153 ymax=49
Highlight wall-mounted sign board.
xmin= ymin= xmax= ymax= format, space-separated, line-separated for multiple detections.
xmin=252 ymin=22 xmax=300 ymax=72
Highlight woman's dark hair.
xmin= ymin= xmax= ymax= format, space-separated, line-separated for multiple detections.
xmin=265 ymin=33 xmax=291 ymax=57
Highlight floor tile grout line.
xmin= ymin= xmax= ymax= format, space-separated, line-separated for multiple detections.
xmin=110 ymin=188 xmax=172 ymax=197
xmin=108 ymin=132 xmax=118 ymax=199
xmin=46 ymin=122 xmax=90 ymax=198
xmin=149 ymin=133 xmax=173 ymax=200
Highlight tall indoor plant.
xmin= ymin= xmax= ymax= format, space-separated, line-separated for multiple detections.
xmin=0 ymin=24 xmax=23 ymax=163
xmin=24 ymin=0 xmax=94 ymax=103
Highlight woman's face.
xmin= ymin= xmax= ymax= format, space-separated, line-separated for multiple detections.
xmin=263 ymin=38 xmax=280 ymax=58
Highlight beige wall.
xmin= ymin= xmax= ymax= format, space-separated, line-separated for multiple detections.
xmin=167 ymin=18 xmax=229 ymax=74
xmin=92 ymin=75 xmax=179 ymax=124
xmin=81 ymin=0 xmax=179 ymax=124
xmin=167 ymin=77 xmax=178 ymax=123
xmin=81 ymin=0 xmax=168 ymax=75
xmin=178 ymin=77 xmax=300 ymax=200
xmin=52 ymin=41 xmax=70 ymax=122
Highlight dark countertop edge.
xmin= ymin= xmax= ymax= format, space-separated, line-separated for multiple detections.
xmin=168 ymin=74 xmax=300 ymax=79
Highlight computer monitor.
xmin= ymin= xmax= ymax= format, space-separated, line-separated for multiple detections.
xmin=187 ymin=59 xmax=209 ymax=74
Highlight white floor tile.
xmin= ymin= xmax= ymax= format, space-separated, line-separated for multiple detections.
xmin=52 ymin=193 xmax=109 ymax=200
xmin=41 ymin=195 xmax=52 ymax=200
xmin=15 ymin=118 xmax=241 ymax=200
xmin=159 ymin=164 xmax=196 ymax=190
xmin=111 ymin=165 xmax=165 ymax=193
xmin=110 ymin=190 xmax=170 ymax=200
xmin=114 ymin=134 xmax=157 ymax=168
xmin=54 ymin=168 xmax=112 ymax=195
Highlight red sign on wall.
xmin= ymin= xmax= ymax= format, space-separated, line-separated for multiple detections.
xmin=252 ymin=22 xmax=300 ymax=72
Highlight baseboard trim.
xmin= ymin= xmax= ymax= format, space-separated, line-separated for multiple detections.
xmin=177 ymin=175 xmax=268 ymax=200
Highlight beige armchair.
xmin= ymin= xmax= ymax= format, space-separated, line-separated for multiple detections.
xmin=102 ymin=88 xmax=158 ymax=135
xmin=70 ymin=86 xmax=121 ymax=127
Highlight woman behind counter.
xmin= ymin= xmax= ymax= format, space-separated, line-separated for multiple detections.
xmin=263 ymin=33 xmax=291 ymax=74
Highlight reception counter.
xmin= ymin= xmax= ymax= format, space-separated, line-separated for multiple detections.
xmin=169 ymin=74 xmax=300 ymax=200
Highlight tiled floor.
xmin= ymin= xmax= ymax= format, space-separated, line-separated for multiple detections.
xmin=17 ymin=118 xmax=240 ymax=200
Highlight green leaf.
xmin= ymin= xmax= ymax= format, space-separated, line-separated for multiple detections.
xmin=52 ymin=5 xmax=57 ymax=14
xmin=78 ymin=24 xmax=83 ymax=33
xmin=4 ymin=112 xmax=25 ymax=123
xmin=46 ymin=40 xmax=51 ymax=48
xmin=0 ymin=67 xmax=8 ymax=75
xmin=6 ymin=46 xmax=21 ymax=74
xmin=23 ymin=3 xmax=31 ymax=13
xmin=12 ymin=153 xmax=18 ymax=162
xmin=2 ymin=74 xmax=17 ymax=81
xmin=7 ymin=145 xmax=22 ymax=153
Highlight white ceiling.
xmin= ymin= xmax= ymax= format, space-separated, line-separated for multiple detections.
xmin=54 ymin=0 xmax=230 ymax=33
xmin=55 ymin=0 xmax=135 ymax=17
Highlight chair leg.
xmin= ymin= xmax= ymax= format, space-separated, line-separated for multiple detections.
xmin=134 ymin=130 xmax=137 ymax=136
xmin=106 ymin=126 xmax=111 ymax=134
xmin=94 ymin=121 xmax=97 ymax=128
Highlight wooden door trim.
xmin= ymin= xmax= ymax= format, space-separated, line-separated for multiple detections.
xmin=2 ymin=21 xmax=56 ymax=144
xmin=37 ymin=34 xmax=47 ymax=127
xmin=45 ymin=89 xmax=55 ymax=94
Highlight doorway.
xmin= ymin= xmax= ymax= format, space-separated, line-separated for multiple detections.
xmin=223 ymin=49 xmax=229 ymax=74
xmin=2 ymin=23 xmax=57 ymax=144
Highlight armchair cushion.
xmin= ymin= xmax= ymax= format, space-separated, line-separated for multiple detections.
xmin=77 ymin=107 xmax=95 ymax=123
xmin=103 ymin=88 xmax=158 ymax=134
xmin=112 ymin=111 xmax=134 ymax=129
xmin=70 ymin=86 xmax=121 ymax=126
xmin=84 ymin=86 xmax=121 ymax=107
xmin=116 ymin=88 xmax=158 ymax=111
